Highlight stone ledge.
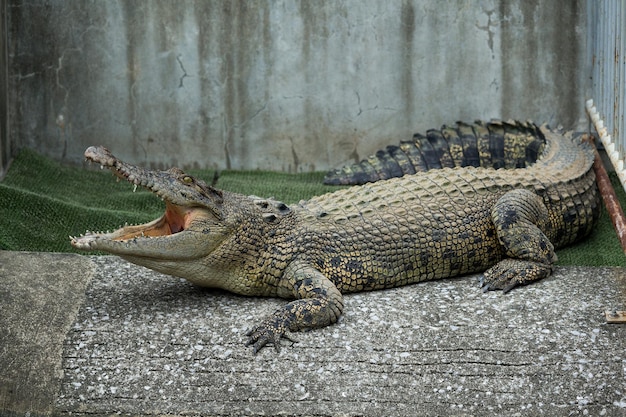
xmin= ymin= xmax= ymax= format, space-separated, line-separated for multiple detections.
xmin=1 ymin=251 xmax=625 ymax=416
xmin=0 ymin=251 xmax=94 ymax=417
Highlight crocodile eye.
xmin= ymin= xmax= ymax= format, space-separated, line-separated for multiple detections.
xmin=182 ymin=176 xmax=193 ymax=184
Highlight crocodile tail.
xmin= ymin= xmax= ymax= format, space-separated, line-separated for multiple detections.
xmin=323 ymin=120 xmax=546 ymax=185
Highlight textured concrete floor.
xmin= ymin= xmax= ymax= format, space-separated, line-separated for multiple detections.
xmin=1 ymin=250 xmax=626 ymax=416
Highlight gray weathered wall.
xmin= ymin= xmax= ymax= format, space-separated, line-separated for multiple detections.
xmin=8 ymin=0 xmax=587 ymax=172
xmin=0 ymin=0 xmax=8 ymax=177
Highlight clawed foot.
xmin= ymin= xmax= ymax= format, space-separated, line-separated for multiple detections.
xmin=246 ymin=320 xmax=298 ymax=354
xmin=480 ymin=258 xmax=553 ymax=293
xmin=479 ymin=274 xmax=519 ymax=293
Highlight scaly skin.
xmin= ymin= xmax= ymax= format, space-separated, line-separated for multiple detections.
xmin=324 ymin=120 xmax=547 ymax=185
xmin=70 ymin=122 xmax=600 ymax=353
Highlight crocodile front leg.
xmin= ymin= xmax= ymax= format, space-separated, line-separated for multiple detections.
xmin=246 ymin=260 xmax=344 ymax=353
xmin=481 ymin=189 xmax=557 ymax=293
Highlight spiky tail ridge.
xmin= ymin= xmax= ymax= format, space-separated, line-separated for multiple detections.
xmin=324 ymin=120 xmax=546 ymax=185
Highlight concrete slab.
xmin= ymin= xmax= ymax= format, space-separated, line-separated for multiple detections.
xmin=1 ymin=251 xmax=626 ymax=416
xmin=0 ymin=251 xmax=94 ymax=416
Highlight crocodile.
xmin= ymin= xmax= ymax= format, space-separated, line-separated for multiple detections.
xmin=70 ymin=120 xmax=600 ymax=353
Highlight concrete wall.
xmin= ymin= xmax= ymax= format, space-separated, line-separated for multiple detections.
xmin=0 ymin=0 xmax=8 ymax=177
xmin=8 ymin=1 xmax=587 ymax=172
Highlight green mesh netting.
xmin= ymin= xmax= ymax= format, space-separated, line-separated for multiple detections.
xmin=1 ymin=148 xmax=624 ymax=266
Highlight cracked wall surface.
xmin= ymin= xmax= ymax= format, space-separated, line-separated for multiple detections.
xmin=8 ymin=1 xmax=586 ymax=172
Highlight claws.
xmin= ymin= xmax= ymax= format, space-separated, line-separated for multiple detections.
xmin=479 ymin=268 xmax=520 ymax=293
xmin=502 ymin=281 xmax=519 ymax=294
xmin=245 ymin=325 xmax=298 ymax=354
xmin=479 ymin=275 xmax=497 ymax=293
xmin=480 ymin=278 xmax=519 ymax=293
xmin=479 ymin=259 xmax=552 ymax=293
xmin=245 ymin=327 xmax=279 ymax=354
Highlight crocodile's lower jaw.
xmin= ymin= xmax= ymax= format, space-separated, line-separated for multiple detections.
xmin=70 ymin=203 xmax=219 ymax=260
xmin=70 ymin=214 xmax=171 ymax=249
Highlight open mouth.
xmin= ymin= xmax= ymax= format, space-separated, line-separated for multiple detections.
xmin=69 ymin=146 xmax=194 ymax=248
xmin=70 ymin=146 xmax=224 ymax=257
xmin=69 ymin=199 xmax=201 ymax=250
xmin=107 ymin=202 xmax=196 ymax=241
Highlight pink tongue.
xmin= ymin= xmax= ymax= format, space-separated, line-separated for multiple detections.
xmin=165 ymin=208 xmax=185 ymax=234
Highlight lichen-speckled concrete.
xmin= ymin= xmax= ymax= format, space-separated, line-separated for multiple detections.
xmin=2 ymin=251 xmax=625 ymax=416
xmin=0 ymin=251 xmax=94 ymax=416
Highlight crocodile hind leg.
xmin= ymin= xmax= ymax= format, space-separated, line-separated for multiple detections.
xmin=246 ymin=260 xmax=344 ymax=353
xmin=481 ymin=189 xmax=557 ymax=293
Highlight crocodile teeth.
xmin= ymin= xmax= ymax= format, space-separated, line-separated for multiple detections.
xmin=133 ymin=184 xmax=138 ymax=193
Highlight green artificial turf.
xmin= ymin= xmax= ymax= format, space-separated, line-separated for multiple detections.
xmin=1 ymin=147 xmax=625 ymax=266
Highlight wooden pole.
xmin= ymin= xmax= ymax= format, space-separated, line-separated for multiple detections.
xmin=589 ymin=136 xmax=626 ymax=255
